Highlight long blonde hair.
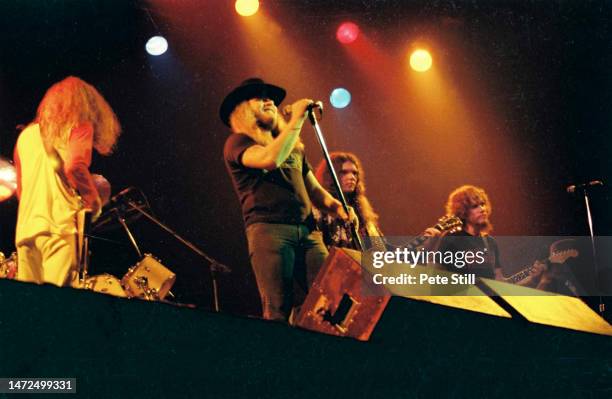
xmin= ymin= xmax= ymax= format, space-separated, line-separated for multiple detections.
xmin=229 ymin=100 xmax=304 ymax=151
xmin=36 ymin=76 xmax=121 ymax=155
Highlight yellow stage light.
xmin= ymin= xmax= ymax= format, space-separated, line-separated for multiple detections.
xmin=410 ymin=49 xmax=432 ymax=72
xmin=235 ymin=0 xmax=259 ymax=17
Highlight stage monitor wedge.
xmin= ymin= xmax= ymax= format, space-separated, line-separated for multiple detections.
xmin=481 ymin=278 xmax=612 ymax=336
xmin=295 ymin=247 xmax=390 ymax=341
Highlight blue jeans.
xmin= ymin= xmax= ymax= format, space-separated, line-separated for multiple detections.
xmin=246 ymin=223 xmax=328 ymax=321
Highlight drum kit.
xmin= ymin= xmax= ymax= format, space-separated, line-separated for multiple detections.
xmin=0 ymin=157 xmax=227 ymax=307
xmin=82 ymin=254 xmax=176 ymax=301
xmin=1 ymin=248 xmax=176 ymax=303
xmin=78 ymin=186 xmax=178 ymax=302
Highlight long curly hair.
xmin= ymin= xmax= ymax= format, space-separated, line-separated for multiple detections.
xmin=445 ymin=185 xmax=493 ymax=234
xmin=315 ymin=152 xmax=379 ymax=229
xmin=36 ymin=76 xmax=121 ymax=155
xmin=229 ymin=100 xmax=304 ymax=151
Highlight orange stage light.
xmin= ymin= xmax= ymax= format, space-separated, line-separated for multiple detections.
xmin=409 ymin=49 xmax=432 ymax=72
xmin=235 ymin=0 xmax=259 ymax=17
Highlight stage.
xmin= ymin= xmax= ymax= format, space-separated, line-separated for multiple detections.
xmin=1 ymin=279 xmax=610 ymax=397
xmin=1 ymin=1 xmax=612 ymax=397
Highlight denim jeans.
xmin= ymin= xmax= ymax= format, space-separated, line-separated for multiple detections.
xmin=246 ymin=222 xmax=328 ymax=321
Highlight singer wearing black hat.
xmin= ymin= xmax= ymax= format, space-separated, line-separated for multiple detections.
xmin=221 ymin=78 xmax=355 ymax=321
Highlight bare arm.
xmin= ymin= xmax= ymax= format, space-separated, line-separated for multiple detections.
xmin=64 ymin=123 xmax=102 ymax=216
xmin=242 ymin=99 xmax=313 ymax=170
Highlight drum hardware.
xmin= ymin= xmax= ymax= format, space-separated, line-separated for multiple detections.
xmin=94 ymin=187 xmax=230 ymax=312
xmin=121 ymin=254 xmax=176 ymax=301
xmin=133 ymin=275 xmax=158 ymax=300
xmin=77 ymin=175 xmax=112 ymax=286
xmin=124 ymin=199 xmax=230 ymax=310
xmin=78 ymin=211 xmax=92 ymax=286
xmin=93 ymin=187 xmax=146 ymax=233
xmin=0 ymin=251 xmax=18 ymax=279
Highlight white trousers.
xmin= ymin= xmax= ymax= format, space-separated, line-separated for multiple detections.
xmin=17 ymin=234 xmax=79 ymax=287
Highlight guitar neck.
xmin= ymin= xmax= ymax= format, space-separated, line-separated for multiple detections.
xmin=396 ymin=220 xmax=447 ymax=252
xmin=402 ymin=235 xmax=430 ymax=253
xmin=505 ymin=266 xmax=535 ymax=284
xmin=506 ymin=256 xmax=551 ymax=284
xmin=382 ymin=218 xmax=460 ymax=253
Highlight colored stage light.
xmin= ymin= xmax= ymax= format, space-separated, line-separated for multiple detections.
xmin=146 ymin=36 xmax=168 ymax=56
xmin=235 ymin=0 xmax=259 ymax=17
xmin=0 ymin=160 xmax=16 ymax=201
xmin=330 ymin=88 xmax=351 ymax=108
xmin=336 ymin=22 xmax=359 ymax=44
xmin=409 ymin=49 xmax=432 ymax=72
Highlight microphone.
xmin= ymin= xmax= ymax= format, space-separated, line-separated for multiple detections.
xmin=566 ymin=180 xmax=604 ymax=193
xmin=282 ymin=101 xmax=324 ymax=116
xmin=110 ymin=186 xmax=137 ymax=203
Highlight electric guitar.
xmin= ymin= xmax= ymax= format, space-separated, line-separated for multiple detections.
xmin=379 ymin=215 xmax=463 ymax=252
xmin=504 ymin=246 xmax=579 ymax=284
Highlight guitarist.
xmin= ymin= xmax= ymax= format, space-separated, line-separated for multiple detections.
xmin=313 ymin=152 xmax=380 ymax=250
xmin=14 ymin=77 xmax=121 ymax=287
xmin=434 ymin=185 xmax=545 ymax=285
xmin=314 ymin=151 xmax=442 ymax=251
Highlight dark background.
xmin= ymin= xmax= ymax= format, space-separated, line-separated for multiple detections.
xmin=1 ymin=0 xmax=611 ymax=316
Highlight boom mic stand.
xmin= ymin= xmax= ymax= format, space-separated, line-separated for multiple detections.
xmin=579 ymin=186 xmax=605 ymax=314
xmin=306 ymin=106 xmax=364 ymax=251
xmin=105 ymin=190 xmax=230 ymax=312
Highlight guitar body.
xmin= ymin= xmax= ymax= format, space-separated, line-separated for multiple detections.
xmin=506 ymin=240 xmax=579 ymax=293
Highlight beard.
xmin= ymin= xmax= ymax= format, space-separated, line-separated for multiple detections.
xmin=475 ymin=218 xmax=493 ymax=234
xmin=255 ymin=109 xmax=277 ymax=131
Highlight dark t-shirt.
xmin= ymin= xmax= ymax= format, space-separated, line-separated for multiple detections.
xmin=438 ymin=230 xmax=500 ymax=279
xmin=223 ymin=133 xmax=314 ymax=227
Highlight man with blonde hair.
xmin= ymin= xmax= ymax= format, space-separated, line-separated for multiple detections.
xmin=437 ymin=185 xmax=504 ymax=279
xmin=14 ymin=76 xmax=121 ymax=287
xmin=221 ymin=78 xmax=354 ymax=321
xmin=438 ymin=185 xmax=545 ymax=284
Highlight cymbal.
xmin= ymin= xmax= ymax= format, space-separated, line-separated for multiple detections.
xmin=0 ymin=157 xmax=17 ymax=202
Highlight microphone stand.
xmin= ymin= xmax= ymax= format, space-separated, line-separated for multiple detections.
xmin=307 ymin=108 xmax=364 ymax=251
xmin=113 ymin=205 xmax=143 ymax=258
xmin=580 ymin=187 xmax=605 ymax=314
xmin=119 ymin=199 xmax=230 ymax=312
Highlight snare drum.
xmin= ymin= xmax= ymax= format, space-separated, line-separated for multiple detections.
xmin=85 ymin=274 xmax=127 ymax=297
xmin=121 ymin=254 xmax=176 ymax=301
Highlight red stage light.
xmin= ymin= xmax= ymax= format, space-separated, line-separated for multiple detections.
xmin=336 ymin=22 xmax=359 ymax=44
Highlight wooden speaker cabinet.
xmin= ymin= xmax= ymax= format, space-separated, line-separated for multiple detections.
xmin=295 ymin=247 xmax=390 ymax=341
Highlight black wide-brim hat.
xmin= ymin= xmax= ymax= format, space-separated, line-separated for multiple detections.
xmin=219 ymin=77 xmax=286 ymax=126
